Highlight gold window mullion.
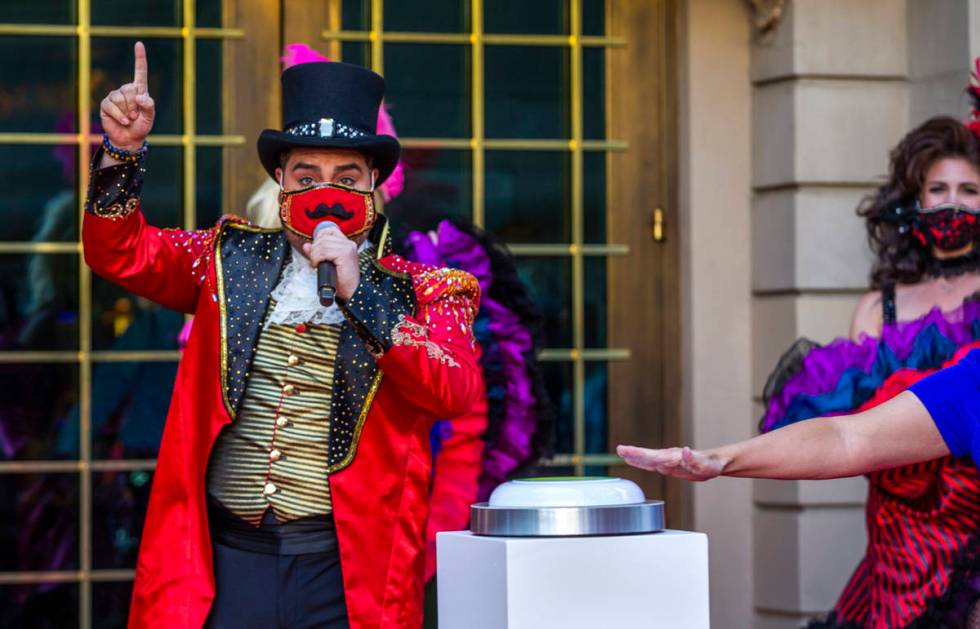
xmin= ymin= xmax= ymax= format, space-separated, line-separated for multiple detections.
xmin=326 ymin=0 xmax=343 ymax=60
xmin=319 ymin=29 xmax=626 ymax=48
xmin=183 ymin=0 xmax=197 ymax=232
xmin=370 ymin=0 xmax=383 ymax=74
xmin=569 ymin=0 xmax=586 ymax=476
xmin=471 ymin=0 xmax=485 ymax=228
xmin=76 ymin=0 xmax=94 ymax=626
xmin=0 ymin=24 xmax=244 ymax=37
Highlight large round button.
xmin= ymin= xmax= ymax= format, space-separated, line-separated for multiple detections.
xmin=263 ymin=482 xmax=278 ymax=496
xmin=287 ymin=354 xmax=299 ymax=367
xmin=282 ymin=384 xmax=295 ymax=396
xmin=275 ymin=417 xmax=289 ymax=428
xmin=269 ymin=449 xmax=282 ymax=462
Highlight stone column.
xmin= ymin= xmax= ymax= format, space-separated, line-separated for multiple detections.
xmin=679 ymin=1 xmax=754 ymax=626
xmin=907 ymin=0 xmax=971 ymax=124
xmin=749 ymin=1 xmax=908 ymax=625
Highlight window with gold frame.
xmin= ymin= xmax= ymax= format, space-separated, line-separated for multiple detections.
xmin=308 ymin=0 xmax=630 ymax=476
xmin=0 ymin=1 xmax=243 ymax=626
xmin=0 ymin=0 xmax=673 ymax=626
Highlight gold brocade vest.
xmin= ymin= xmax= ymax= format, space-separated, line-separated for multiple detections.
xmin=207 ymin=246 xmax=379 ymax=525
xmin=207 ymin=320 xmax=341 ymax=524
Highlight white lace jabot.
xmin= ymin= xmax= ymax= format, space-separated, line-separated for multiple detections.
xmin=265 ymin=242 xmax=371 ymax=328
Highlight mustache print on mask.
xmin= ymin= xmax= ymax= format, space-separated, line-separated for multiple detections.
xmin=305 ymin=202 xmax=356 ymax=221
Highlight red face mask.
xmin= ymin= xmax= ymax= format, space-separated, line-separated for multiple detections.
xmin=912 ymin=202 xmax=980 ymax=251
xmin=279 ymin=182 xmax=377 ymax=239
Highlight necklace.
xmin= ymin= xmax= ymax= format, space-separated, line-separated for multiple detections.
xmin=925 ymin=250 xmax=980 ymax=279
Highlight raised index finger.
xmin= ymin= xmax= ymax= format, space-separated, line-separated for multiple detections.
xmin=133 ymin=41 xmax=148 ymax=93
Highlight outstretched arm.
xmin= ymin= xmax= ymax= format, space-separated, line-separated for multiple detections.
xmin=618 ymin=390 xmax=948 ymax=481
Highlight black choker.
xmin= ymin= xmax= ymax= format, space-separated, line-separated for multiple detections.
xmin=926 ymin=250 xmax=980 ymax=278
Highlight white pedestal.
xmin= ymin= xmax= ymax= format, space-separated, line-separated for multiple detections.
xmin=437 ymin=530 xmax=710 ymax=629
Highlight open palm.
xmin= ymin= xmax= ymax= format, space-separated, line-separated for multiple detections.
xmin=616 ymin=445 xmax=724 ymax=481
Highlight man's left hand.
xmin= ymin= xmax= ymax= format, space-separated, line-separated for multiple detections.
xmin=303 ymin=224 xmax=360 ymax=302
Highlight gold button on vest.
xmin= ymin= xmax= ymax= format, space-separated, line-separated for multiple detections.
xmin=207 ymin=321 xmax=341 ymax=525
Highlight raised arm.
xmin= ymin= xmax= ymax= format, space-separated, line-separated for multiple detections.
xmin=618 ymin=391 xmax=949 ymax=481
xmin=85 ymin=42 xmax=218 ymax=314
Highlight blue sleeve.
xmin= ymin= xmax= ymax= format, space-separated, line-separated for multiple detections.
xmin=909 ymin=349 xmax=980 ymax=462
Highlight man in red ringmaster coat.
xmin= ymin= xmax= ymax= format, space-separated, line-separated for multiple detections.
xmin=84 ymin=42 xmax=484 ymax=628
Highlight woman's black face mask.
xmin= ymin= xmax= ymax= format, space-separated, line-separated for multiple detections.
xmin=911 ymin=202 xmax=980 ymax=251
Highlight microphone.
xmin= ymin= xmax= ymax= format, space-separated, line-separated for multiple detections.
xmin=312 ymin=221 xmax=339 ymax=307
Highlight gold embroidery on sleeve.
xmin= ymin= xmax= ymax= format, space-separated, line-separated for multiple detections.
xmin=93 ymin=196 xmax=139 ymax=220
xmin=391 ymin=314 xmax=460 ymax=367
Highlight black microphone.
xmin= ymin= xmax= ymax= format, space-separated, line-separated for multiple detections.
xmin=313 ymin=221 xmax=339 ymax=307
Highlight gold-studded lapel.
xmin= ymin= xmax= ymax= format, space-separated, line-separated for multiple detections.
xmin=325 ymin=216 xmax=416 ymax=473
xmin=215 ymin=223 xmax=289 ymax=419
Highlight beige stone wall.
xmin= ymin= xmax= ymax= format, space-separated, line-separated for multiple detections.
xmin=908 ymin=0 xmax=972 ymax=124
xmin=678 ymin=1 xmax=754 ymax=626
xmin=748 ymin=0 xmax=911 ymax=624
xmin=678 ymin=0 xmax=980 ymax=624
xmin=743 ymin=0 xmax=980 ymax=624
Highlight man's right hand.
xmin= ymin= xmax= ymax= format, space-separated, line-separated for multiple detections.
xmin=99 ymin=41 xmax=155 ymax=165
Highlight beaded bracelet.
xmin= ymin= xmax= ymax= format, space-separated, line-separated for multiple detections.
xmin=102 ymin=134 xmax=147 ymax=164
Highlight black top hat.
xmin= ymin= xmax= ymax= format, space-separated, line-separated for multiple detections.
xmin=256 ymin=61 xmax=401 ymax=185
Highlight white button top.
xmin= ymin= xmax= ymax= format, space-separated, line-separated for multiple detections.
xmin=488 ymin=477 xmax=646 ymax=508
xmin=263 ymin=482 xmax=278 ymax=496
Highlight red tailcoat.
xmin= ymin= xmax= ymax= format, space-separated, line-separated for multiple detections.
xmin=83 ymin=193 xmax=484 ymax=628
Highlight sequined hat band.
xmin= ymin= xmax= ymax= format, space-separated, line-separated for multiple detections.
xmin=284 ymin=117 xmax=368 ymax=140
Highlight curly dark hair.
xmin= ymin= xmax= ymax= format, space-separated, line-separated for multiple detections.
xmin=859 ymin=116 xmax=980 ymax=288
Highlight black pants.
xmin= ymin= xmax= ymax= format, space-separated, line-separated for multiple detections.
xmin=205 ymin=502 xmax=349 ymax=628
xmin=205 ymin=541 xmax=349 ymax=628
